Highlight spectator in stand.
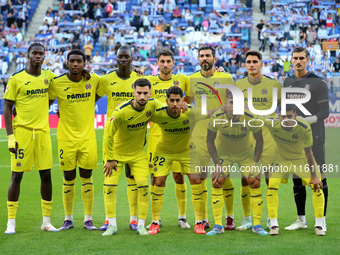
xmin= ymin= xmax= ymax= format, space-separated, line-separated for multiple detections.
xmin=329 ymin=24 xmax=339 ymax=36
xmin=142 ymin=10 xmax=151 ymax=31
xmin=83 ymin=40 xmax=93 ymax=61
xmin=93 ymin=4 xmax=105 ymax=19
xmin=164 ymin=0 xmax=175 ymax=13
xmin=16 ymin=52 xmax=27 ymax=71
xmin=149 ymin=61 xmax=159 ymax=75
xmin=98 ymin=32 xmax=108 ymax=52
xmin=172 ymin=6 xmax=181 ymax=19
xmin=92 ymin=51 xmax=102 ymax=64
xmin=326 ymin=13 xmax=333 ymax=33
xmin=184 ymin=9 xmax=194 ymax=26
xmin=317 ymin=25 xmax=328 ymax=41
xmin=256 ymin=20 xmax=265 ymax=41
xmin=229 ymin=60 xmax=238 ymax=75
xmin=332 ymin=58 xmax=340 ymax=73
xmin=237 ymin=62 xmax=247 ymax=78
xmin=52 ymin=58 xmax=63 ymax=76
xmin=194 ymin=14 xmax=202 ymax=31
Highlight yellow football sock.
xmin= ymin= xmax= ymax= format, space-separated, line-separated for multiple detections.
xmin=7 ymin=201 xmax=18 ymax=219
xmin=175 ymin=183 xmax=187 ymax=217
xmin=134 ymin=176 xmax=149 ymax=220
xmin=201 ymin=179 xmax=208 ymax=219
xmin=41 ymin=199 xmax=52 ymax=217
xmin=250 ymin=188 xmax=263 ymax=226
xmin=81 ymin=177 xmax=94 ymax=216
xmin=313 ymin=189 xmax=324 ymax=218
xmin=151 ymin=186 xmax=165 ymax=222
xmin=63 ymin=178 xmax=75 ymax=216
xmin=127 ymin=177 xmax=138 ymax=217
xmin=267 ymin=178 xmax=280 ymax=219
xmin=212 ymin=188 xmax=223 ymax=226
xmin=241 ymin=185 xmax=251 ymax=217
xmin=191 ymin=184 xmax=203 ymax=222
xmin=223 ymin=178 xmax=234 ymax=216
xmin=103 ymin=175 xmax=119 ymax=218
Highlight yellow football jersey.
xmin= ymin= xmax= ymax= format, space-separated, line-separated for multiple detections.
xmin=105 ymin=98 xmax=163 ymax=159
xmin=264 ymin=116 xmax=313 ymax=160
xmin=4 ymin=68 xmax=56 ymax=132
xmin=49 ymin=73 xmax=101 ymax=141
xmin=148 ymin=73 xmax=190 ymax=136
xmin=97 ymin=70 xmax=140 ymax=122
xmin=208 ymin=110 xmax=262 ymax=155
xmin=150 ymin=105 xmax=205 ymax=154
xmin=235 ymin=75 xmax=282 ymax=117
xmin=189 ymin=70 xmax=234 ymax=137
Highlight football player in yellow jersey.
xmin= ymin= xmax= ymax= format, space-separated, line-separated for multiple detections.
xmin=235 ymin=50 xmax=282 ymax=231
xmin=189 ymin=45 xmax=235 ymax=230
xmin=146 ymin=49 xmax=191 ymax=229
xmin=148 ymin=86 xmax=218 ymax=235
xmin=265 ymin=104 xmax=325 ymax=236
xmin=102 ymin=78 xmax=163 ymax=236
xmin=206 ymin=91 xmax=268 ymax=235
xmin=4 ymin=43 xmax=58 ymax=234
xmin=49 ymin=49 xmax=100 ymax=231
xmin=97 ymin=45 xmax=142 ymax=232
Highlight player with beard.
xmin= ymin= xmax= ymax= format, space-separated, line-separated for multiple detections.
xmin=146 ymin=49 xmax=191 ymax=229
xmin=188 ymin=45 xmax=235 ymax=230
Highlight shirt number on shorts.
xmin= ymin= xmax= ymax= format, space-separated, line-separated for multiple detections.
xmin=60 ymin=149 xmax=64 ymax=159
xmin=15 ymin=149 xmax=24 ymax=159
xmin=154 ymin=156 xmax=165 ymax=166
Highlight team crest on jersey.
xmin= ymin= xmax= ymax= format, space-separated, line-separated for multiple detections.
xmin=61 ymin=161 xmax=64 ymax=166
xmin=5 ymin=86 xmax=10 ymax=92
xmin=154 ymin=167 xmax=157 ymax=172
xmin=146 ymin=110 xmax=152 ymax=117
xmin=110 ymin=116 xmax=115 ymax=122
xmin=241 ymin=127 xmax=247 ymax=132
xmin=183 ymin=119 xmax=189 ymax=125
xmin=149 ymin=164 xmax=153 ymax=169
xmin=173 ymin=80 xmax=179 ymax=86
xmin=16 ymin=162 xmax=21 ymax=167
xmin=304 ymin=84 xmax=310 ymax=90
xmin=44 ymin=79 xmax=49 ymax=85
xmin=85 ymin=84 xmax=91 ymax=90
xmin=261 ymin=88 xmax=268 ymax=95
xmin=292 ymin=134 xmax=298 ymax=139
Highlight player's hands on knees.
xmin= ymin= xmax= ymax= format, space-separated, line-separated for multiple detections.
xmin=7 ymin=134 xmax=18 ymax=153
xmin=133 ymin=68 xmax=144 ymax=76
xmin=309 ymin=177 xmax=323 ymax=193
xmin=103 ymin=160 xmax=117 ymax=177
xmin=181 ymin=102 xmax=189 ymax=113
xmin=81 ymin=68 xmax=91 ymax=81
xmin=212 ymin=164 xmax=225 ymax=185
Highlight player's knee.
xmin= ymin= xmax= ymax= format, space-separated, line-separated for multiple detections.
xmin=64 ymin=169 xmax=76 ymax=181
xmin=173 ymin=173 xmax=184 ymax=184
xmin=39 ymin=169 xmax=51 ymax=183
xmin=155 ymin=177 xmax=166 ymax=187
xmin=189 ymin=177 xmax=201 ymax=185
xmin=79 ymin=168 xmax=92 ymax=178
xmin=11 ymin=172 xmax=23 ymax=184
xmin=241 ymin=177 xmax=249 ymax=186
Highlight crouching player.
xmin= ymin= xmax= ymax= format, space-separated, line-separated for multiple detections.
xmin=206 ymin=91 xmax=268 ymax=235
xmin=265 ymin=104 xmax=325 ymax=236
xmin=148 ymin=86 xmax=216 ymax=235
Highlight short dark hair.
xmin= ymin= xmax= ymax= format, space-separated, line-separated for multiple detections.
xmin=67 ymin=49 xmax=86 ymax=62
xmin=292 ymin=46 xmax=309 ymax=58
xmin=279 ymin=104 xmax=297 ymax=113
xmin=226 ymin=90 xmax=233 ymax=99
xmin=167 ymin=86 xmax=183 ymax=98
xmin=157 ymin=49 xmax=174 ymax=61
xmin=28 ymin=42 xmax=45 ymax=54
xmin=117 ymin=45 xmax=132 ymax=55
xmin=133 ymin=78 xmax=151 ymax=89
xmin=245 ymin=50 xmax=262 ymax=61
xmin=198 ymin=45 xmax=215 ymax=58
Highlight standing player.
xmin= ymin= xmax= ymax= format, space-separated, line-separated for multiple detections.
xmin=97 ymin=45 xmax=141 ymax=231
xmin=206 ymin=91 xmax=268 ymax=235
xmin=147 ymin=49 xmax=191 ymax=229
xmin=189 ymin=45 xmax=235 ymax=229
xmin=283 ymin=47 xmax=329 ymax=231
xmin=235 ymin=50 xmax=281 ymax=231
xmin=102 ymin=78 xmax=163 ymax=236
xmin=265 ymin=104 xmax=325 ymax=236
xmin=4 ymin=42 xmax=58 ymax=234
xmin=49 ymin=49 xmax=101 ymax=231
xmin=148 ymin=86 xmax=216 ymax=235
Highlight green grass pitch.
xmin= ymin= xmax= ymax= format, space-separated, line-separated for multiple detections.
xmin=0 ymin=128 xmax=339 ymax=255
